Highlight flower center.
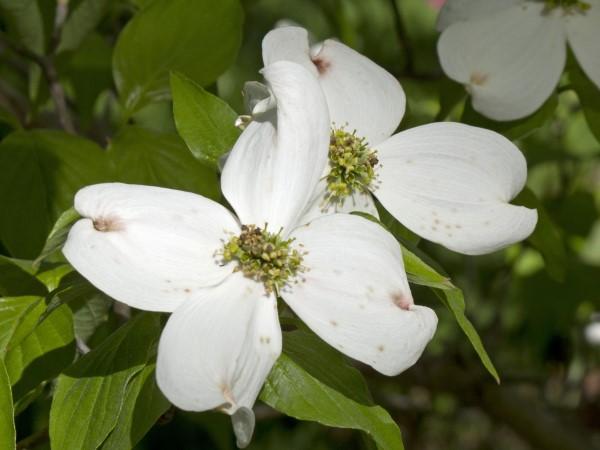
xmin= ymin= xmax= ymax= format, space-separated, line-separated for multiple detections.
xmin=326 ymin=127 xmax=379 ymax=205
xmin=221 ymin=225 xmax=305 ymax=294
xmin=544 ymin=0 xmax=590 ymax=13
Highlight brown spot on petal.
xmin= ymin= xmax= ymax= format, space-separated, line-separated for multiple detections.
xmin=312 ymin=56 xmax=331 ymax=74
xmin=377 ymin=345 xmax=385 ymax=352
xmin=93 ymin=216 xmax=124 ymax=232
xmin=391 ymin=291 xmax=412 ymax=310
xmin=470 ymin=71 xmax=489 ymax=86
xmin=330 ymin=320 xmax=338 ymax=327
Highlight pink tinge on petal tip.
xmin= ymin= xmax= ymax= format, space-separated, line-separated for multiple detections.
xmin=427 ymin=0 xmax=447 ymax=10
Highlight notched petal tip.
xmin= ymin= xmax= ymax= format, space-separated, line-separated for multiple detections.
xmin=92 ymin=215 xmax=125 ymax=232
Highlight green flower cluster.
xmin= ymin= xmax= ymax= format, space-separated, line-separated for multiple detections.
xmin=544 ymin=0 xmax=590 ymax=12
xmin=326 ymin=127 xmax=379 ymax=204
xmin=221 ymin=225 xmax=305 ymax=294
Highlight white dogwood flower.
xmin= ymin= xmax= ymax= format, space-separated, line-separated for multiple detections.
xmin=62 ymin=62 xmax=437 ymax=426
xmin=262 ymin=26 xmax=538 ymax=256
xmin=437 ymin=0 xmax=600 ymax=120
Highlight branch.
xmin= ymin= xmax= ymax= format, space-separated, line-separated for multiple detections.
xmin=0 ymin=0 xmax=76 ymax=134
xmin=16 ymin=427 xmax=49 ymax=450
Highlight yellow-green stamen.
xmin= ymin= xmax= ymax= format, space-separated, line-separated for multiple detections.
xmin=544 ymin=0 xmax=590 ymax=13
xmin=325 ymin=127 xmax=379 ymax=205
xmin=221 ymin=225 xmax=305 ymax=294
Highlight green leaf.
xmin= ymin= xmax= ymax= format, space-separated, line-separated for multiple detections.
xmin=399 ymin=243 xmax=500 ymax=382
xmin=461 ymin=94 xmax=558 ymax=141
xmin=0 ymin=130 xmax=111 ymax=258
xmin=108 ymin=126 xmax=219 ymax=198
xmin=0 ymin=0 xmax=44 ymax=54
xmin=434 ymin=288 xmax=500 ymax=384
xmin=49 ymin=313 xmax=162 ymax=450
xmin=0 ymin=256 xmax=47 ymax=297
xmin=33 ymin=207 xmax=80 ymax=269
xmin=113 ymin=0 xmax=243 ymax=114
xmin=99 ymin=364 xmax=170 ymax=450
xmin=0 ymin=296 xmax=43 ymax=355
xmin=514 ymin=187 xmax=567 ymax=281
xmin=171 ymin=72 xmax=240 ymax=169
xmin=260 ymin=330 xmax=403 ymax=449
xmin=57 ymin=0 xmax=110 ymax=54
xmin=5 ymin=304 xmax=75 ymax=399
xmin=0 ymin=359 xmax=15 ymax=450
xmin=261 ymin=351 xmax=404 ymax=450
xmin=570 ymin=64 xmax=600 ymax=143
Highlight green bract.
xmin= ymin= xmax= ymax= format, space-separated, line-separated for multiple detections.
xmin=221 ymin=225 xmax=305 ymax=294
xmin=326 ymin=128 xmax=379 ymax=205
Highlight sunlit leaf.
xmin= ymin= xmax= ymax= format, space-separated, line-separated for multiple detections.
xmin=171 ymin=72 xmax=240 ymax=169
xmin=261 ymin=330 xmax=402 ymax=450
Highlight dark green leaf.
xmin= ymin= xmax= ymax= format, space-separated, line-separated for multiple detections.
xmin=0 ymin=130 xmax=111 ymax=258
xmin=461 ymin=94 xmax=558 ymax=141
xmin=0 ymin=0 xmax=44 ymax=53
xmin=49 ymin=313 xmax=162 ymax=450
xmin=57 ymin=0 xmax=110 ymax=54
xmin=514 ymin=188 xmax=567 ymax=281
xmin=171 ymin=72 xmax=240 ymax=169
xmin=113 ymin=0 xmax=243 ymax=114
xmin=99 ymin=364 xmax=170 ymax=450
xmin=570 ymin=64 xmax=600 ymax=143
xmin=109 ymin=126 xmax=219 ymax=199
xmin=0 ymin=256 xmax=47 ymax=297
xmin=0 ymin=358 xmax=15 ymax=450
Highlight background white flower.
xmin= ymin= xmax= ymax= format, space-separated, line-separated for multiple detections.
xmin=262 ymin=26 xmax=538 ymax=256
xmin=437 ymin=0 xmax=600 ymax=120
xmin=62 ymin=61 xmax=437 ymax=425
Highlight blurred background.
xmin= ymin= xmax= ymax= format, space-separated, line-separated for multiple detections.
xmin=2 ymin=0 xmax=600 ymax=449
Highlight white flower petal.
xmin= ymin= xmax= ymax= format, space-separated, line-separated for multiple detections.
xmin=285 ymin=214 xmax=437 ymax=376
xmin=262 ymin=26 xmax=317 ymax=76
xmin=63 ymin=183 xmax=238 ymax=312
xmin=375 ymin=123 xmax=538 ymax=255
xmin=298 ymin=178 xmax=379 ymax=225
xmin=566 ymin=1 xmax=600 ymax=90
xmin=310 ymin=39 xmax=405 ymax=146
xmin=436 ymin=0 xmax=520 ymax=31
xmin=437 ymin=2 xmax=566 ymax=121
xmin=221 ymin=61 xmax=330 ymax=233
xmin=263 ymin=26 xmax=405 ymax=145
xmin=156 ymin=272 xmax=281 ymax=413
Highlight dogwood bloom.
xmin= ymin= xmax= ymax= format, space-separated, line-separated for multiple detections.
xmin=261 ymin=26 xmax=538 ymax=256
xmin=62 ymin=62 xmax=437 ymax=431
xmin=437 ymin=0 xmax=600 ymax=120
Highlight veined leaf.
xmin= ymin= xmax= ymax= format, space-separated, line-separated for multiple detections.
xmin=49 ymin=313 xmax=162 ymax=450
xmin=0 ymin=359 xmax=15 ymax=450
xmin=171 ymin=72 xmax=240 ymax=169
xmin=113 ymin=0 xmax=243 ymax=114
xmin=261 ymin=330 xmax=401 ymax=449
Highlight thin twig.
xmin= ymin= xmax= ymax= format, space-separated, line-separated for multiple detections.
xmin=16 ymin=427 xmax=49 ymax=450
xmin=0 ymin=0 xmax=76 ymax=134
